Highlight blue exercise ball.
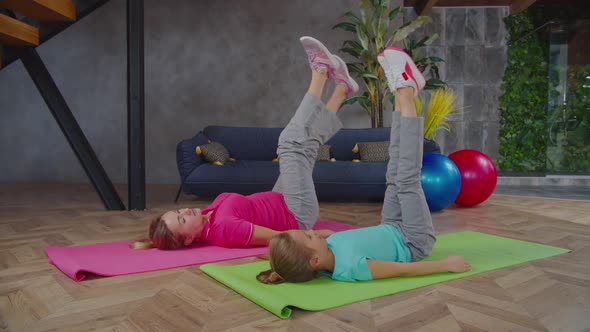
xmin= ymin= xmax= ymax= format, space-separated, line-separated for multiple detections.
xmin=420 ymin=153 xmax=461 ymax=212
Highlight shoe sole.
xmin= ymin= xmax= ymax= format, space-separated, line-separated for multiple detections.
xmin=300 ymin=36 xmax=338 ymax=69
xmin=383 ymin=47 xmax=426 ymax=95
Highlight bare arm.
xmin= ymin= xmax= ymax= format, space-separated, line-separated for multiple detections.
xmin=367 ymin=256 xmax=471 ymax=280
xmin=250 ymin=228 xmax=334 ymax=246
xmin=315 ymin=229 xmax=335 ymax=238
xmin=249 ymin=225 xmax=281 ymax=246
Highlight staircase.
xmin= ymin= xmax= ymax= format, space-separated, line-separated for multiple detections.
xmin=0 ymin=0 xmax=146 ymax=211
xmin=0 ymin=0 xmax=76 ymax=67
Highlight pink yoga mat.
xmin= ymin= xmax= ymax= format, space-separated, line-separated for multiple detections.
xmin=44 ymin=219 xmax=356 ymax=281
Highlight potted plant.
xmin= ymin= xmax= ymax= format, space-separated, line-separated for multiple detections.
xmin=333 ymin=0 xmax=446 ymax=128
xmin=415 ymin=88 xmax=458 ymax=141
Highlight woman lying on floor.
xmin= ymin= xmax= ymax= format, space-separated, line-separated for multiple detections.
xmin=132 ymin=36 xmax=359 ymax=250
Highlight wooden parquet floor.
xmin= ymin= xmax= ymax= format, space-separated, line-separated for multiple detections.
xmin=0 ymin=183 xmax=589 ymax=332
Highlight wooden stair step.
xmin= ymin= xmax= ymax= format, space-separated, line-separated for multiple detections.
xmin=0 ymin=13 xmax=39 ymax=46
xmin=0 ymin=0 xmax=76 ymax=22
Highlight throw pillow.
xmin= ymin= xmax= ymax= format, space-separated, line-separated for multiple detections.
xmin=196 ymin=141 xmax=231 ymax=165
xmin=353 ymin=141 xmax=390 ymax=162
xmin=273 ymin=144 xmax=334 ymax=162
xmin=316 ymin=144 xmax=331 ymax=161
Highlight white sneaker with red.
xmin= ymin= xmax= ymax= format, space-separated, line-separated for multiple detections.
xmin=377 ymin=52 xmax=397 ymax=92
xmin=331 ymin=55 xmax=359 ymax=97
xmin=300 ymin=36 xmax=337 ymax=73
xmin=383 ymin=47 xmax=426 ymax=96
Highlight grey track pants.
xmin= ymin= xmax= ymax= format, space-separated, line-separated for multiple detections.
xmin=381 ymin=112 xmax=436 ymax=261
xmin=272 ymin=94 xmax=342 ymax=230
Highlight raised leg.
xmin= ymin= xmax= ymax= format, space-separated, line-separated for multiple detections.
xmin=380 ymin=46 xmax=435 ymax=261
xmin=396 ymin=87 xmax=435 ymax=261
xmin=272 ymin=72 xmax=345 ymax=230
xmin=380 ymin=110 xmax=403 ymax=225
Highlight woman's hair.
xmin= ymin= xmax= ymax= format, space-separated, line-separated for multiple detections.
xmin=130 ymin=214 xmax=186 ymax=250
xmin=256 ymin=232 xmax=317 ymax=284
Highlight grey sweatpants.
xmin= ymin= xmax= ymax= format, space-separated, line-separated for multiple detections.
xmin=381 ymin=112 xmax=436 ymax=261
xmin=272 ymin=94 xmax=342 ymax=230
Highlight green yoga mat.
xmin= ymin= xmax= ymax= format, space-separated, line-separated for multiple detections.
xmin=200 ymin=231 xmax=570 ymax=319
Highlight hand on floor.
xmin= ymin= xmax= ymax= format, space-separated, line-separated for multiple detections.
xmin=443 ymin=255 xmax=471 ymax=273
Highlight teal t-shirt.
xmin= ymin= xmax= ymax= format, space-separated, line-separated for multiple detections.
xmin=324 ymin=224 xmax=411 ymax=282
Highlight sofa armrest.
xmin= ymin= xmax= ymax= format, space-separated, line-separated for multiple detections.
xmin=176 ymin=131 xmax=209 ymax=183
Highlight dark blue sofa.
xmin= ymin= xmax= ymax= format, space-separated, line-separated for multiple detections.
xmin=176 ymin=126 xmax=440 ymax=200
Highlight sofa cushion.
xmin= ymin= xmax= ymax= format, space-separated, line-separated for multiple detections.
xmin=317 ymin=144 xmax=331 ymax=161
xmin=355 ymin=141 xmax=390 ymax=162
xmin=203 ymin=126 xmax=282 ymax=161
xmin=183 ymin=160 xmax=388 ymax=199
xmin=196 ymin=142 xmax=231 ymax=165
xmin=183 ymin=160 xmax=279 ymax=196
xmin=272 ymin=144 xmax=332 ymax=162
xmin=313 ymin=161 xmax=387 ymax=199
xmin=176 ymin=131 xmax=209 ymax=182
xmin=313 ymin=160 xmax=387 ymax=184
xmin=327 ymin=128 xmax=390 ymax=161
xmin=185 ymin=160 xmax=280 ymax=185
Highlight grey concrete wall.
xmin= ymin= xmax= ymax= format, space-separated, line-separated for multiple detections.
xmin=405 ymin=7 xmax=508 ymax=159
xmin=0 ymin=1 xmax=505 ymax=185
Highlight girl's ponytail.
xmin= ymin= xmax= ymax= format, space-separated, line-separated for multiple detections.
xmin=256 ymin=233 xmax=317 ymax=284
xmin=256 ymin=269 xmax=285 ymax=284
xmin=129 ymin=238 xmax=155 ymax=250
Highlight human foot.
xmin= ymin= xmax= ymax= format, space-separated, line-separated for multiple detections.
xmin=300 ymin=36 xmax=337 ymax=73
xmin=383 ymin=47 xmax=426 ymax=96
xmin=331 ymin=55 xmax=359 ymax=97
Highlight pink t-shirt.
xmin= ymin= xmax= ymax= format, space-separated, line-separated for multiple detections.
xmin=198 ymin=192 xmax=299 ymax=247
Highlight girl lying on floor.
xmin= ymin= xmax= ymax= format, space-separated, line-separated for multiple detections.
xmin=258 ymin=46 xmax=471 ymax=283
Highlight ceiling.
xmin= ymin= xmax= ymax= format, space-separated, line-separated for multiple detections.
xmin=403 ymin=0 xmax=589 ymax=15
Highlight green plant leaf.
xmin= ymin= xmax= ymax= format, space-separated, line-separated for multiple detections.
xmin=356 ymin=25 xmax=370 ymax=50
xmin=361 ymin=73 xmax=379 ymax=80
xmin=342 ymin=95 xmax=368 ymax=106
xmin=415 ymin=57 xmax=429 ymax=67
xmin=332 ymin=22 xmax=357 ymax=32
xmin=413 ymin=36 xmax=430 ymax=49
xmin=422 ymin=64 xmax=432 ymax=77
xmin=392 ymin=16 xmax=433 ymax=42
xmin=347 ymin=65 xmax=365 ymax=77
xmin=428 ymin=56 xmax=445 ymax=63
xmin=386 ymin=90 xmax=395 ymax=104
xmin=359 ymin=49 xmax=373 ymax=64
xmin=359 ymin=0 xmax=373 ymax=11
xmin=424 ymin=33 xmax=439 ymax=46
xmin=426 ymin=78 xmax=447 ymax=88
xmin=342 ymin=40 xmax=363 ymax=53
xmin=343 ymin=11 xmax=363 ymax=25
xmin=388 ymin=6 xmax=401 ymax=21
xmin=359 ymin=0 xmax=373 ymax=22
xmin=431 ymin=66 xmax=441 ymax=80
xmin=341 ymin=47 xmax=361 ymax=58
